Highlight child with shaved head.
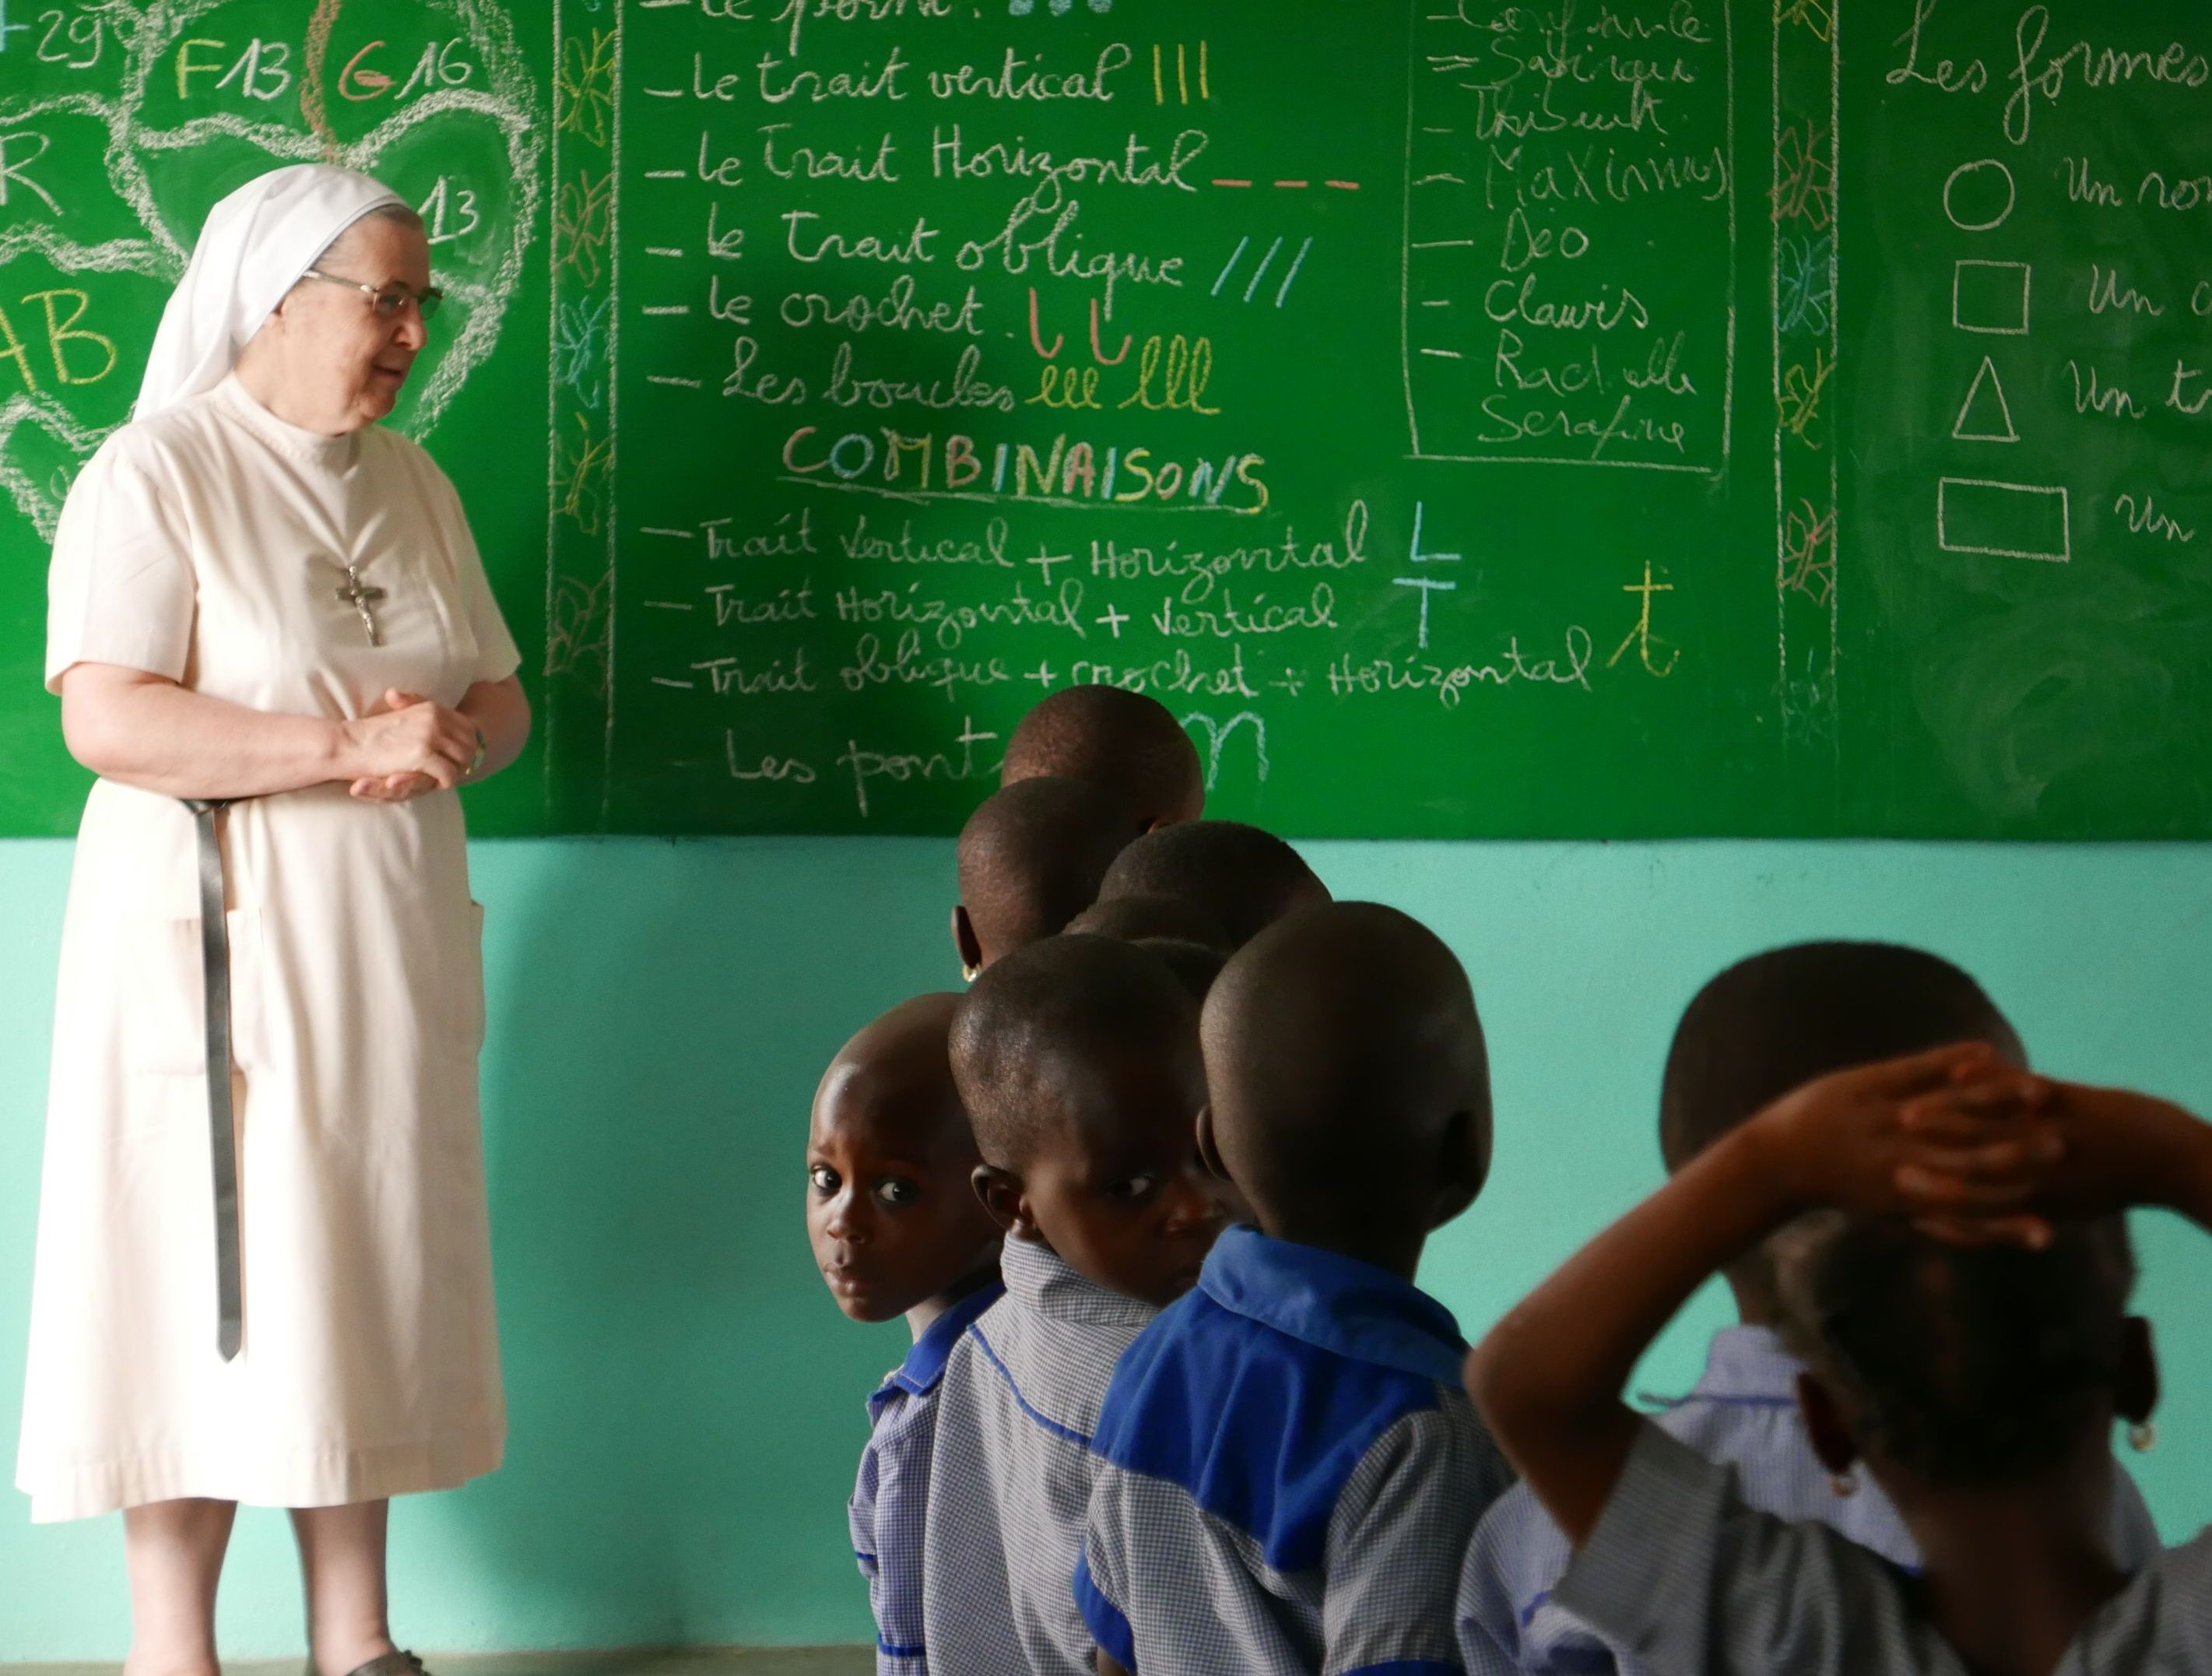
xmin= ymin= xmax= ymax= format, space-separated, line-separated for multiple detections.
xmin=1065 ymin=894 xmax=1235 ymax=1003
xmin=1094 ymin=819 xmax=1330 ymax=950
xmin=1064 ymin=891 xmax=1231 ymax=951
xmin=922 ymin=937 xmax=1227 ymax=1676
xmin=807 ymin=993 xmax=1005 ymax=1676
xmin=953 ymin=776 xmax=1136 ymax=979
xmin=1456 ymin=942 xmax=2161 ymax=1676
xmin=1001 ymin=683 xmax=1204 ymax=831
xmin=1079 ymin=903 xmax=1512 ymax=1676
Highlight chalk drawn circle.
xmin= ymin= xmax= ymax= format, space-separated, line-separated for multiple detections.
xmin=1943 ymin=160 xmax=2016 ymax=232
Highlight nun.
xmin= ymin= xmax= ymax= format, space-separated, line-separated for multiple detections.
xmin=16 ymin=165 xmax=525 ymax=1676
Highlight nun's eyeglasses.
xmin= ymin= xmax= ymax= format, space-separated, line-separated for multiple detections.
xmin=300 ymin=269 xmax=445 ymax=324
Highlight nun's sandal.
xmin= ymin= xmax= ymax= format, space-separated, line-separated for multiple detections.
xmin=304 ymin=1654 xmax=432 ymax=1676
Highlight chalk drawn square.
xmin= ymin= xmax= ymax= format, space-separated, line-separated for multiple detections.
xmin=1952 ymin=260 xmax=2031 ymax=336
xmin=1937 ymin=477 xmax=2070 ymax=563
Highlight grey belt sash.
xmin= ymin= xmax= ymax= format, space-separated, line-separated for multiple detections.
xmin=181 ymin=797 xmax=244 ymax=1362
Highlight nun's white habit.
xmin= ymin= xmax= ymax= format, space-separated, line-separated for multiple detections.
xmin=16 ymin=165 xmax=514 ymax=1520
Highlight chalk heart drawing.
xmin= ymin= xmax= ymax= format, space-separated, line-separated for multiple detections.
xmin=0 ymin=0 xmax=542 ymax=538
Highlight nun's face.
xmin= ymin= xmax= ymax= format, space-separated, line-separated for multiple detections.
xmin=259 ymin=216 xmax=434 ymax=434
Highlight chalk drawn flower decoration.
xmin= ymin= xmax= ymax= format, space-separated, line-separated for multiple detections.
xmin=0 ymin=0 xmax=542 ymax=538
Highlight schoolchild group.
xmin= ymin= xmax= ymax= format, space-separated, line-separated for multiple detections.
xmin=802 ymin=685 xmax=2212 ymax=1676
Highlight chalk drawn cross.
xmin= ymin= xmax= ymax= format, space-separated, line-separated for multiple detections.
xmin=1607 ymin=560 xmax=1679 ymax=677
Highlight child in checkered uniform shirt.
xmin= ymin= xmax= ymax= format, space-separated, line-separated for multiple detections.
xmin=1468 ymin=1000 xmax=2212 ymax=1676
xmin=1458 ymin=943 xmax=2162 ymax=1676
xmin=922 ymin=936 xmax=1231 ymax=1676
xmin=806 ymin=993 xmax=1003 ymax=1676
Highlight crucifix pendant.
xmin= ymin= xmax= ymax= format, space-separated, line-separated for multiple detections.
xmin=335 ymin=564 xmax=388 ymax=648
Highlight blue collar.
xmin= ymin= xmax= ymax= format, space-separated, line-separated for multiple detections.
xmin=1199 ymin=1225 xmax=1466 ymax=1388
xmin=873 ymin=1280 xmax=1006 ymax=1407
xmin=1640 ymin=1325 xmax=1808 ymax=1411
xmin=1689 ymin=1325 xmax=1807 ymax=1403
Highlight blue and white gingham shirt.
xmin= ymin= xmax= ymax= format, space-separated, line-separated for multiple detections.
xmin=921 ymin=1236 xmax=1158 ymax=1676
xmin=1080 ymin=1226 xmax=1518 ymax=1674
xmin=1458 ymin=1326 xmax=2167 ymax=1675
xmin=1554 ymin=1419 xmax=2212 ymax=1676
xmin=849 ymin=1281 xmax=1006 ymax=1675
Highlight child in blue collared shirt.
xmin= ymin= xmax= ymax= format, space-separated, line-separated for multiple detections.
xmin=1456 ymin=942 xmax=2162 ymax=1676
xmin=1079 ymin=902 xmax=1515 ymax=1675
xmin=807 ymin=993 xmax=1006 ymax=1676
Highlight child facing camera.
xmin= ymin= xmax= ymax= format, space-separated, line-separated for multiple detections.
xmin=922 ymin=936 xmax=1228 ymax=1676
xmin=806 ymin=993 xmax=1005 ymax=1676
xmin=1466 ymin=1045 xmax=2212 ymax=1676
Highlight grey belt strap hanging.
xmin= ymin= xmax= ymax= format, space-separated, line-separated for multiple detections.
xmin=181 ymin=797 xmax=244 ymax=1362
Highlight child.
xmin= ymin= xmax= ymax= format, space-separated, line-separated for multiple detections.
xmin=1001 ymin=683 xmax=1205 ymax=831
xmin=953 ymin=776 xmax=1136 ymax=979
xmin=1457 ymin=942 xmax=2162 ymax=1675
xmin=1062 ymin=894 xmax=1233 ymax=1010
xmin=1094 ymin=820 xmax=1330 ymax=949
xmin=1466 ymin=1045 xmax=2212 ymax=1676
xmin=1080 ymin=903 xmax=1513 ymax=1675
xmin=807 ymin=993 xmax=1007 ymax=1675
xmin=1134 ymin=936 xmax=1228 ymax=1005
xmin=1066 ymin=892 xmax=1232 ymax=951
xmin=922 ymin=936 xmax=1227 ymax=1676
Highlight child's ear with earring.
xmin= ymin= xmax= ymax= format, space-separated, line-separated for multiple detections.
xmin=2118 ymin=1316 xmax=2160 ymax=1453
xmin=952 ymin=904 xmax=984 ymax=982
xmin=1792 ymin=1370 xmax=1862 ymax=1499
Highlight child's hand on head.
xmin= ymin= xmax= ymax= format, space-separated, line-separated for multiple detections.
xmin=1747 ymin=1042 xmax=2058 ymax=1238
xmin=1905 ymin=1076 xmax=2211 ymax=1228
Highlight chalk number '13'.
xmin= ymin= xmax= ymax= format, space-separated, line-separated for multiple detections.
xmin=417 ymin=177 xmax=481 ymax=247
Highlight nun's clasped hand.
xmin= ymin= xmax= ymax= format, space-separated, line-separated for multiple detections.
xmin=346 ymin=688 xmax=483 ymax=802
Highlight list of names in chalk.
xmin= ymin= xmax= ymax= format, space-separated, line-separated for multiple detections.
xmin=1401 ymin=0 xmax=1737 ymax=473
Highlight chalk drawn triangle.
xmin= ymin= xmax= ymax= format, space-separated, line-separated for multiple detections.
xmin=1953 ymin=355 xmax=2018 ymax=443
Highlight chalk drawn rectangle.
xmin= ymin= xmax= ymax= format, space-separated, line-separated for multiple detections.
xmin=1937 ymin=477 xmax=2070 ymax=562
xmin=1952 ymin=261 xmax=2031 ymax=336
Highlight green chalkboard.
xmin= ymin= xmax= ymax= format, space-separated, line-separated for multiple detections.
xmin=2 ymin=0 xmax=2207 ymax=838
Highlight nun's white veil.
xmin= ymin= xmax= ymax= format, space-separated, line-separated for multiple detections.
xmin=135 ymin=164 xmax=406 ymax=419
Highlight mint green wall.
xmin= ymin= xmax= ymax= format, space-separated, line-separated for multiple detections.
xmin=2 ymin=838 xmax=2207 ymax=1658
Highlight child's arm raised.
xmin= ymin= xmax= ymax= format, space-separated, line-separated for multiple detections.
xmin=1911 ymin=1076 xmax=2212 ymax=1231
xmin=1465 ymin=1043 xmax=2048 ymax=1546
